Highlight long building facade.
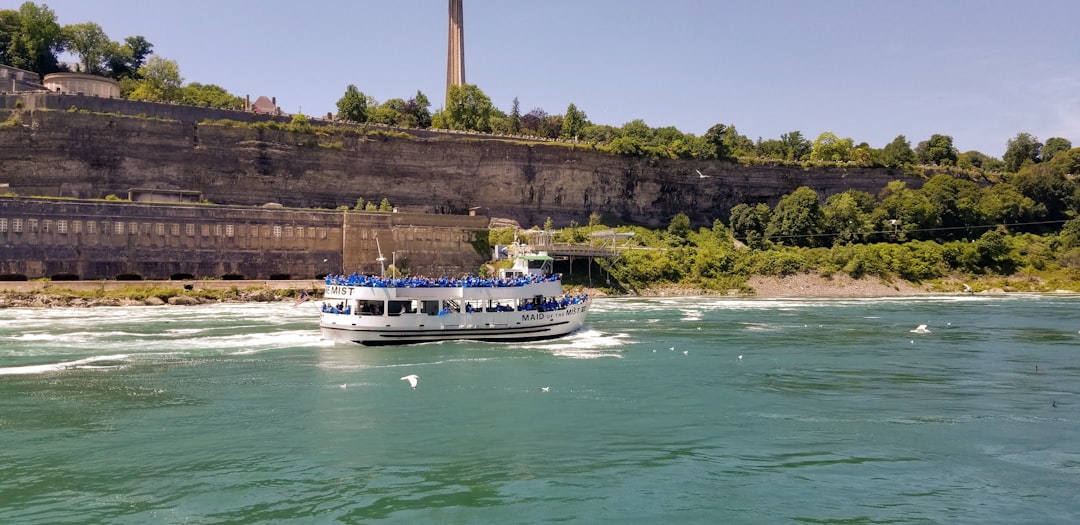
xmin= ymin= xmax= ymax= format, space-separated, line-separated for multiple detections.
xmin=0 ymin=197 xmax=488 ymax=281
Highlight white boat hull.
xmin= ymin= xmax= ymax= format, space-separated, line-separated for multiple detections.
xmin=320 ymin=304 xmax=589 ymax=345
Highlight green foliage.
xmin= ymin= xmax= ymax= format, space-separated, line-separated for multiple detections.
xmin=880 ymin=135 xmax=915 ymax=168
xmin=822 ymin=190 xmax=876 ymax=245
xmin=667 ymin=213 xmax=691 ymax=240
xmin=180 ymin=83 xmax=244 ymax=109
xmin=1041 ymin=137 xmax=1072 ymax=163
xmin=3 ymin=2 xmax=64 ymax=74
xmin=127 ymin=56 xmax=184 ymax=102
xmin=1003 ymin=132 xmax=1042 ymax=173
xmin=766 ymin=187 xmax=823 ymax=247
xmin=810 ymin=132 xmax=854 ymax=163
xmin=288 ymin=113 xmax=312 ymax=134
xmin=561 ymin=103 xmax=588 ymax=139
xmin=62 ymin=22 xmax=110 ymax=74
xmin=336 ymin=85 xmax=368 ymax=122
xmin=379 ymin=198 xmax=392 ymax=212
xmin=1061 ymin=217 xmax=1080 ymax=249
xmin=441 ymin=83 xmax=494 ymax=132
xmin=729 ymin=203 xmax=771 ymax=249
xmin=916 ymin=134 xmax=959 ymax=166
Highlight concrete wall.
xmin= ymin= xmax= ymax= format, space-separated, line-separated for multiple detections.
xmin=0 ymin=197 xmax=488 ymax=280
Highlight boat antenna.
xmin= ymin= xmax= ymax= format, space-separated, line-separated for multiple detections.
xmin=375 ymin=232 xmax=386 ymax=277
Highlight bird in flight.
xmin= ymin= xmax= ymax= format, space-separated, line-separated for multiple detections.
xmin=695 ymin=169 xmax=710 ymax=178
xmin=401 ymin=374 xmax=419 ymax=389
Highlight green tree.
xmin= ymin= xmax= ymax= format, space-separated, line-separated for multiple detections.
xmin=977 ymin=183 xmax=1044 ymax=224
xmin=809 ymin=132 xmax=854 ymax=163
xmin=703 ymin=123 xmax=733 ymax=159
xmin=667 ymin=212 xmax=691 ymax=241
xmin=880 ymin=135 xmax=915 ymax=168
xmin=508 ymin=96 xmax=521 ymax=134
xmin=561 ymin=103 xmax=587 ymax=139
xmin=403 ymin=90 xmax=431 ymax=128
xmin=916 ymin=134 xmax=959 ymax=166
xmin=780 ymin=131 xmax=811 ymax=161
xmin=1041 ymin=137 xmax=1072 ymax=164
xmin=1010 ymin=151 xmax=1080 ymax=221
xmin=873 ymin=180 xmax=938 ymax=240
xmin=5 ymin=2 xmax=64 ymax=74
xmin=443 ymin=83 xmax=494 ymax=132
xmin=0 ymin=9 xmax=19 ymax=66
xmin=105 ymin=35 xmax=152 ymax=80
xmin=379 ymin=198 xmax=392 ymax=212
xmin=62 ymin=22 xmax=111 ymax=74
xmin=335 ymin=84 xmax=367 ymax=122
xmin=920 ymin=175 xmax=983 ymax=239
xmin=369 ymin=98 xmax=406 ymax=125
xmin=126 ymin=55 xmax=183 ymax=102
xmin=822 ymin=190 xmax=876 ymax=245
xmin=765 ymin=187 xmax=824 ymax=247
xmin=729 ymin=203 xmax=771 ymax=246
xmin=1003 ymin=132 xmax=1042 ymax=172
xmin=606 ymin=135 xmax=644 ymax=156
xmin=180 ymin=83 xmax=243 ymax=109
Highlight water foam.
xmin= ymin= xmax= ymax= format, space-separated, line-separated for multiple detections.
xmin=0 ymin=354 xmax=132 ymax=376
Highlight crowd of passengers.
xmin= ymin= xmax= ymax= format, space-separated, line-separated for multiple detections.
xmin=324 ymin=272 xmax=559 ymax=288
xmin=322 ymin=294 xmax=588 ymax=315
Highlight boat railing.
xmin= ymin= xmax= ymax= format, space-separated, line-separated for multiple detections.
xmin=325 ymin=273 xmax=559 ymax=288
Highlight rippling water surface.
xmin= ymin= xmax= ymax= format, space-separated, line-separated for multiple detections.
xmin=2 ymin=295 xmax=1078 ymax=523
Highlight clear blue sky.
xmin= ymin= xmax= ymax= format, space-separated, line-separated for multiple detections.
xmin=34 ymin=0 xmax=1080 ymax=157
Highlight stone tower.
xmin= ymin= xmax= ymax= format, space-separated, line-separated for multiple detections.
xmin=446 ymin=0 xmax=465 ymax=103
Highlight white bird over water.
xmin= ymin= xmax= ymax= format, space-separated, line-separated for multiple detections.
xmin=541 ymin=387 xmax=550 ymax=393
xmin=910 ymin=324 xmax=931 ymax=334
xmin=401 ymin=374 xmax=419 ymax=389
xmin=695 ymin=169 xmax=710 ymax=178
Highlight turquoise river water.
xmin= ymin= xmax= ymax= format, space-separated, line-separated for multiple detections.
xmin=1 ymin=295 xmax=1078 ymax=524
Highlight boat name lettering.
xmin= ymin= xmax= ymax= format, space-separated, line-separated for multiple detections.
xmin=521 ymin=306 xmax=583 ymax=322
xmin=326 ymin=285 xmax=355 ymax=296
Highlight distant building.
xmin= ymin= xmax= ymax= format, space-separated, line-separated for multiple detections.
xmin=247 ymin=95 xmax=281 ymax=115
xmin=0 ymin=64 xmax=46 ymax=93
xmin=42 ymin=72 xmax=120 ymax=98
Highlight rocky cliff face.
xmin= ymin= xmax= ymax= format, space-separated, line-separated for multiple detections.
xmin=1 ymin=104 xmax=923 ymax=228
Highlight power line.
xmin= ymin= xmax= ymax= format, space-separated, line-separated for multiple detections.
xmin=737 ymin=219 xmax=1069 ymax=241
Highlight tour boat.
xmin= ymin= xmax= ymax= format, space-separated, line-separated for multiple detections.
xmin=319 ymin=254 xmax=590 ymax=346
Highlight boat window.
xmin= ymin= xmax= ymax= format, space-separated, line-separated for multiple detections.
xmin=357 ymin=300 xmax=384 ymax=316
xmin=388 ymin=300 xmax=414 ymax=316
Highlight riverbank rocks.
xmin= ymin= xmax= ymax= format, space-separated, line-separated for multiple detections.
xmin=167 ymin=295 xmax=201 ymax=306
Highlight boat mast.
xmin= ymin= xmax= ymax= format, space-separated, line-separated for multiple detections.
xmin=375 ymin=232 xmax=386 ymax=277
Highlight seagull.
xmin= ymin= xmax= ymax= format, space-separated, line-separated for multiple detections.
xmin=695 ymin=169 xmax=710 ymax=178
xmin=400 ymin=374 xmax=419 ymax=389
xmin=738 ymin=354 xmax=743 ymax=360
xmin=910 ymin=324 xmax=931 ymax=334
xmin=683 ymin=350 xmax=688 ymax=355
xmin=541 ymin=387 xmax=550 ymax=393
xmin=340 ymin=383 xmax=347 ymax=389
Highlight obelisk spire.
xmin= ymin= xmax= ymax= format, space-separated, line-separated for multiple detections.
xmin=447 ymin=0 xmax=465 ymax=103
